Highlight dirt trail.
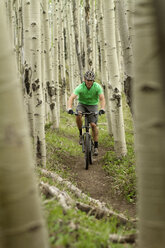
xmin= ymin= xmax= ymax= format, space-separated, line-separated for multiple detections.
xmin=64 ymin=144 xmax=136 ymax=218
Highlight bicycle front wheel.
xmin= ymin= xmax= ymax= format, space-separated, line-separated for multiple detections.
xmin=85 ymin=133 xmax=90 ymax=170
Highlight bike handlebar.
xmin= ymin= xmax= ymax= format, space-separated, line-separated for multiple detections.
xmin=67 ymin=110 xmax=105 ymax=116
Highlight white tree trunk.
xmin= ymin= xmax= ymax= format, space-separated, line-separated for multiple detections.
xmin=82 ymin=0 xmax=88 ymax=72
xmin=66 ymin=1 xmax=75 ymax=94
xmin=97 ymin=1 xmax=113 ymax=136
xmin=91 ymin=0 xmax=96 ymax=71
xmin=52 ymin=0 xmax=60 ymax=128
xmin=72 ymin=0 xmax=84 ymax=82
xmin=0 ymin=3 xmax=48 ymax=246
xmin=30 ymin=0 xmax=46 ymax=167
xmin=85 ymin=0 xmax=92 ymax=69
xmin=59 ymin=0 xmax=67 ymax=110
xmin=42 ymin=0 xmax=57 ymax=128
xmin=103 ymin=0 xmax=127 ymax=157
xmin=23 ymin=0 xmax=34 ymax=136
xmin=115 ymin=0 xmax=133 ymax=112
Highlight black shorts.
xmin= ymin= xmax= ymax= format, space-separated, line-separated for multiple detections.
xmin=76 ymin=103 xmax=98 ymax=124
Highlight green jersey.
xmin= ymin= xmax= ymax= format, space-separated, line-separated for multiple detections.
xmin=73 ymin=82 xmax=103 ymax=105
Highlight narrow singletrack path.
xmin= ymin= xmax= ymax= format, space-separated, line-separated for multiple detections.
xmin=62 ymin=143 xmax=136 ymax=218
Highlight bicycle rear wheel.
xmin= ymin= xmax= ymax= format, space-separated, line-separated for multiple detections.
xmin=85 ymin=133 xmax=90 ymax=170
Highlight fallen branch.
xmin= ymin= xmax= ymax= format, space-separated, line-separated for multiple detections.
xmin=76 ymin=202 xmax=131 ymax=224
xmin=40 ymin=182 xmax=74 ymax=210
xmin=109 ymin=233 xmax=137 ymax=244
xmin=41 ymin=181 xmax=134 ymax=225
xmin=40 ymin=169 xmax=136 ymax=224
xmin=40 ymin=168 xmax=87 ymax=198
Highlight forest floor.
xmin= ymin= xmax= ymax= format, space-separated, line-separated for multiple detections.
xmin=58 ymin=137 xmax=136 ymax=218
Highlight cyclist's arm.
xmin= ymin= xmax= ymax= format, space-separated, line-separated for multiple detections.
xmin=67 ymin=93 xmax=77 ymax=109
xmin=99 ymin=93 xmax=105 ymax=110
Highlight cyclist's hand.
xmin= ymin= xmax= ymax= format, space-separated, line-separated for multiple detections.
xmin=99 ymin=109 xmax=105 ymax=115
xmin=68 ymin=109 xmax=74 ymax=115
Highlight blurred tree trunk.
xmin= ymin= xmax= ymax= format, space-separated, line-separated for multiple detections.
xmin=103 ymin=0 xmax=127 ymax=157
xmin=134 ymin=0 xmax=165 ymax=247
xmin=5 ymin=0 xmax=15 ymax=44
xmin=0 ymin=3 xmax=49 ymax=247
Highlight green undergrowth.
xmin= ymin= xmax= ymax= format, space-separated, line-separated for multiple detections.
xmin=43 ymin=198 xmax=135 ymax=248
xmin=101 ymin=101 xmax=136 ymax=203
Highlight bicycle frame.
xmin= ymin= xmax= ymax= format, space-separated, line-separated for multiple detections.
xmin=79 ymin=112 xmax=98 ymax=169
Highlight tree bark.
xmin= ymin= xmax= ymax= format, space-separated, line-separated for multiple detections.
xmin=72 ymin=0 xmax=84 ymax=82
xmin=30 ymin=0 xmax=46 ymax=167
xmin=115 ymin=0 xmax=133 ymax=113
xmin=134 ymin=0 xmax=165 ymax=247
xmin=0 ymin=3 xmax=49 ymax=246
xmin=103 ymin=0 xmax=127 ymax=157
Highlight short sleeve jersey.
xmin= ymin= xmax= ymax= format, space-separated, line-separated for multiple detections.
xmin=73 ymin=82 xmax=103 ymax=105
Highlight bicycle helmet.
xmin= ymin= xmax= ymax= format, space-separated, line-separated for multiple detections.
xmin=84 ymin=70 xmax=95 ymax=81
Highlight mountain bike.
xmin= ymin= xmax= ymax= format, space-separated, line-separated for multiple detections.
xmin=72 ymin=111 xmax=98 ymax=170
xmin=80 ymin=112 xmax=97 ymax=170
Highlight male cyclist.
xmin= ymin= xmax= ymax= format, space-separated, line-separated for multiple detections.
xmin=67 ymin=71 xmax=105 ymax=156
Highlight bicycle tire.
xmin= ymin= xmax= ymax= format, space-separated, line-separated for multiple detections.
xmin=85 ymin=133 xmax=90 ymax=170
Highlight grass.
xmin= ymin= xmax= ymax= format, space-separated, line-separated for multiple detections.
xmin=44 ymin=199 xmax=135 ymax=248
xmin=98 ymin=98 xmax=136 ymax=203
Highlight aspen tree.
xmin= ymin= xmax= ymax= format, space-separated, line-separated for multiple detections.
xmin=42 ymin=0 xmax=56 ymax=128
xmin=72 ymin=0 xmax=84 ymax=82
xmin=0 ymin=3 xmax=49 ymax=247
xmin=41 ymin=2 xmax=48 ymax=124
xmin=12 ymin=0 xmax=23 ymax=72
xmin=126 ymin=0 xmax=135 ymax=44
xmin=134 ymin=1 xmax=165 ymax=247
xmin=5 ymin=0 xmax=15 ymax=44
xmin=23 ymin=0 xmax=34 ymax=136
xmin=59 ymin=0 xmax=67 ymax=110
xmin=103 ymin=0 xmax=127 ymax=157
xmin=29 ymin=0 xmax=46 ymax=167
xmin=82 ymin=0 xmax=88 ymax=72
xmin=85 ymin=0 xmax=93 ymax=69
xmin=52 ymin=0 xmax=60 ymax=128
xmin=91 ymin=0 xmax=96 ymax=71
xmin=70 ymin=1 xmax=81 ymax=92
xmin=66 ymin=0 xmax=75 ymax=94
xmin=95 ymin=2 xmax=101 ymax=77
xmin=115 ymin=0 xmax=133 ymax=113
xmin=96 ymin=1 xmax=112 ymax=135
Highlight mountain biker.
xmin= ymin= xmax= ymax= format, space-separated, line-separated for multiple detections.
xmin=67 ymin=71 xmax=105 ymax=156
